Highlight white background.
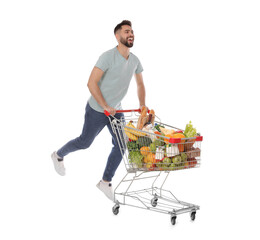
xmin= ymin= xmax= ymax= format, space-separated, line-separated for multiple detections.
xmin=1 ymin=0 xmax=260 ymax=239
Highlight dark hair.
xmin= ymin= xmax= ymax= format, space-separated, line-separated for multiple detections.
xmin=114 ymin=20 xmax=132 ymax=35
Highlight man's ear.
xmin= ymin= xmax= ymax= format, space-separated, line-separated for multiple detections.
xmin=115 ymin=30 xmax=120 ymax=41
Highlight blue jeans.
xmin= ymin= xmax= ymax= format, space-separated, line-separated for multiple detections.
xmin=57 ymin=103 xmax=124 ymax=182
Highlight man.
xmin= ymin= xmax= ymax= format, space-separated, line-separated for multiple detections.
xmin=51 ymin=20 xmax=146 ymax=201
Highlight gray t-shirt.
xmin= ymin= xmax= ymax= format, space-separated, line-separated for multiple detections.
xmin=88 ymin=46 xmax=143 ymax=112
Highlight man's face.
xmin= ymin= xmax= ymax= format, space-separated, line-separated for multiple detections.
xmin=117 ymin=25 xmax=134 ymax=48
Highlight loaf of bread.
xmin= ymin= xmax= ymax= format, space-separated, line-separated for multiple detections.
xmin=137 ymin=107 xmax=156 ymax=129
xmin=137 ymin=106 xmax=148 ymax=129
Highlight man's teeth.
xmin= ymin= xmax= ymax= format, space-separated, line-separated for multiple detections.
xmin=128 ymin=38 xmax=133 ymax=41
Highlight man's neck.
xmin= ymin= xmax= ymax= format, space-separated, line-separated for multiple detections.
xmin=117 ymin=44 xmax=130 ymax=60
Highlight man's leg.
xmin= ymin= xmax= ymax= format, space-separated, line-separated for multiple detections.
xmin=57 ymin=103 xmax=108 ymax=157
xmin=52 ymin=103 xmax=109 ymax=175
xmin=96 ymin=112 xmax=125 ymax=201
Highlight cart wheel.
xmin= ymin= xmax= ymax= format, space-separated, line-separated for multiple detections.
xmin=171 ymin=216 xmax=177 ymax=225
xmin=151 ymin=198 xmax=158 ymax=207
xmin=112 ymin=204 xmax=120 ymax=215
xmin=190 ymin=211 xmax=196 ymax=221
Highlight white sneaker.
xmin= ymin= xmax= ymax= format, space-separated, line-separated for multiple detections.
xmin=96 ymin=180 xmax=115 ymax=202
xmin=51 ymin=151 xmax=66 ymax=176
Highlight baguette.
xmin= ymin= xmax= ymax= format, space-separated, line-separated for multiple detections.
xmin=137 ymin=106 xmax=148 ymax=129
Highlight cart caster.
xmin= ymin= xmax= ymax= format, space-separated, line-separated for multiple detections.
xmin=112 ymin=204 xmax=120 ymax=215
xmin=151 ymin=197 xmax=158 ymax=207
xmin=190 ymin=211 xmax=196 ymax=221
xmin=171 ymin=216 xmax=177 ymax=225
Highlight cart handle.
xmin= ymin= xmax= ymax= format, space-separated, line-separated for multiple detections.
xmin=104 ymin=108 xmax=150 ymax=116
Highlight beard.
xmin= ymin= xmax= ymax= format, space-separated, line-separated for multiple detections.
xmin=120 ymin=37 xmax=134 ymax=48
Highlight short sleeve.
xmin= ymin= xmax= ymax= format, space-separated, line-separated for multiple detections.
xmin=135 ymin=59 xmax=143 ymax=74
xmin=95 ymin=53 xmax=110 ymax=72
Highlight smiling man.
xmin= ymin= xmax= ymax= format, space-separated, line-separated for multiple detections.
xmin=51 ymin=20 xmax=146 ymax=201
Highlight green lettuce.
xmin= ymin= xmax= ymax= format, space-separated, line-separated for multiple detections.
xmin=184 ymin=121 xmax=197 ymax=138
xmin=129 ymin=151 xmax=143 ymax=168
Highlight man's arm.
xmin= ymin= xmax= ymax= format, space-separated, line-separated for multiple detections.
xmin=87 ymin=67 xmax=116 ymax=115
xmin=135 ymin=72 xmax=146 ymax=109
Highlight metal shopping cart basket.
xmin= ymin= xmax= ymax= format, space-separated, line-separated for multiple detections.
xmin=104 ymin=109 xmax=203 ymax=225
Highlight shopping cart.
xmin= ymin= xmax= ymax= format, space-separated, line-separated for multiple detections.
xmin=104 ymin=109 xmax=203 ymax=225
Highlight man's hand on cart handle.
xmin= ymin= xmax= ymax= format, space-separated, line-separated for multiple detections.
xmin=104 ymin=106 xmax=117 ymax=116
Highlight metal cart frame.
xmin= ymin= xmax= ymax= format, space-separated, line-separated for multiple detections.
xmin=105 ymin=109 xmax=202 ymax=225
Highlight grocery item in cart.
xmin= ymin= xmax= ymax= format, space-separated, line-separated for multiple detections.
xmin=160 ymin=127 xmax=175 ymax=136
xmin=137 ymin=106 xmax=155 ymax=129
xmin=124 ymin=120 xmax=146 ymax=141
xmin=128 ymin=150 xmax=143 ymax=168
xmin=183 ymin=121 xmax=197 ymax=138
xmin=137 ymin=136 xmax=152 ymax=148
xmin=137 ymin=106 xmax=148 ymax=129
xmin=183 ymin=121 xmax=197 ymax=151
xmin=172 ymin=133 xmax=186 ymax=152
xmin=166 ymin=144 xmax=179 ymax=157
xmin=186 ymin=147 xmax=201 ymax=158
xmin=185 ymin=139 xmax=196 ymax=151
xmin=113 ymin=109 xmax=203 ymax=172
xmin=155 ymin=146 xmax=164 ymax=160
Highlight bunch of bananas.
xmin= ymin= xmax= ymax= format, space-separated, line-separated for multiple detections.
xmin=124 ymin=121 xmax=146 ymax=141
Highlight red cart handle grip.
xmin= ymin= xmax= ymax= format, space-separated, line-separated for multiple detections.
xmin=104 ymin=109 xmax=142 ymax=116
xmin=104 ymin=108 xmax=151 ymax=116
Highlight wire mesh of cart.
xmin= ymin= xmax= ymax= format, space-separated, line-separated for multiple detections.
xmin=104 ymin=108 xmax=203 ymax=225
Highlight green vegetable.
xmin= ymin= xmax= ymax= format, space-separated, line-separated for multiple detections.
xmin=153 ymin=139 xmax=164 ymax=147
xmin=150 ymin=139 xmax=164 ymax=153
xmin=137 ymin=136 xmax=152 ymax=148
xmin=184 ymin=121 xmax=197 ymax=138
xmin=172 ymin=155 xmax=185 ymax=169
xmin=181 ymin=153 xmax=187 ymax=161
xmin=157 ymin=157 xmax=172 ymax=169
xmin=163 ymin=157 xmax=172 ymax=165
xmin=129 ymin=151 xmax=143 ymax=168
xmin=154 ymin=124 xmax=165 ymax=132
xmin=127 ymin=141 xmax=139 ymax=151
xmin=172 ymin=155 xmax=182 ymax=164
xmin=169 ymin=163 xmax=176 ymax=170
xmin=156 ymin=161 xmax=163 ymax=168
xmin=149 ymin=142 xmax=156 ymax=152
